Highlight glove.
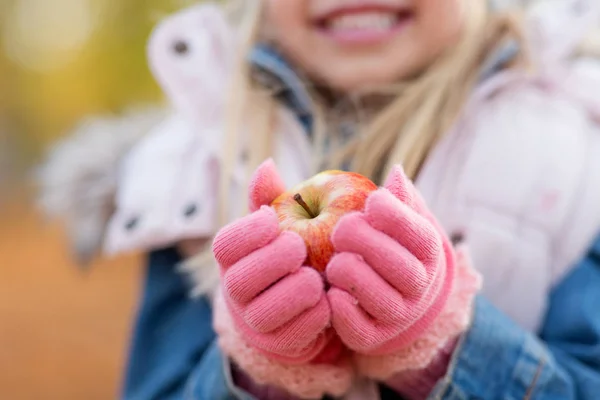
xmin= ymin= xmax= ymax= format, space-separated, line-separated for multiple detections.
xmin=326 ymin=165 xmax=481 ymax=380
xmin=212 ymin=159 xmax=354 ymax=398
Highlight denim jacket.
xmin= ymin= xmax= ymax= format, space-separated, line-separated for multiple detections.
xmin=122 ymin=241 xmax=600 ymax=400
xmin=122 ymin=47 xmax=600 ymax=400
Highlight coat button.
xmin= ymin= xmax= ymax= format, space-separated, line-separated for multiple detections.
xmin=184 ymin=203 xmax=198 ymax=218
xmin=173 ymin=40 xmax=189 ymax=55
xmin=125 ymin=217 xmax=139 ymax=231
xmin=450 ymin=231 xmax=465 ymax=246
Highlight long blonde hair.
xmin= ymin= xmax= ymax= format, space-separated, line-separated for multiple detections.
xmin=185 ymin=0 xmax=525 ymax=292
xmin=218 ymin=0 xmax=525 ymax=225
xmin=341 ymin=5 xmax=524 ymax=181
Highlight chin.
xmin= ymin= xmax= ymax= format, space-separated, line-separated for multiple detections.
xmin=312 ymin=59 xmax=417 ymax=93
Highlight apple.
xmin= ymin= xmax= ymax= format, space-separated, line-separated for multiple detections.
xmin=271 ymin=170 xmax=378 ymax=272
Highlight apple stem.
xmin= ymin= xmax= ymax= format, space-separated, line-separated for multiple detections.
xmin=294 ymin=194 xmax=316 ymax=218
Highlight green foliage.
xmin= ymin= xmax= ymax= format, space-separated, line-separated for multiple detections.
xmin=0 ymin=0 xmax=206 ymax=163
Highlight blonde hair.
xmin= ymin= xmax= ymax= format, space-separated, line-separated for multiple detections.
xmin=219 ymin=0 xmax=526 ymax=225
xmin=185 ymin=0 xmax=526 ymax=291
xmin=341 ymin=5 xmax=524 ymax=181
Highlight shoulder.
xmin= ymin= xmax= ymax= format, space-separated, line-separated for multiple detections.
xmin=465 ymin=53 xmax=600 ymax=150
xmin=464 ymin=66 xmax=600 ymax=285
xmin=469 ymin=0 xmax=600 ymax=131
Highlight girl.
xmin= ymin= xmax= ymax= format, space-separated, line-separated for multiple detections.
xmin=123 ymin=0 xmax=600 ymax=399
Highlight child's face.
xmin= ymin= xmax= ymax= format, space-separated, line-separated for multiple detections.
xmin=264 ymin=0 xmax=465 ymax=92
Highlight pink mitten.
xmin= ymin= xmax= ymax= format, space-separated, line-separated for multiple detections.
xmin=213 ymin=159 xmax=354 ymax=398
xmin=327 ymin=166 xmax=481 ymax=380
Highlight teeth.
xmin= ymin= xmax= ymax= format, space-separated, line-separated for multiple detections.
xmin=328 ymin=12 xmax=398 ymax=32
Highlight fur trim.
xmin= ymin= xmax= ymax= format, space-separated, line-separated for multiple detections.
xmin=178 ymin=243 xmax=220 ymax=301
xmin=36 ymin=106 xmax=167 ymax=266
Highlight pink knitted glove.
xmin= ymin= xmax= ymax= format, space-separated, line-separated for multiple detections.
xmin=326 ymin=166 xmax=481 ymax=381
xmin=361 ymin=245 xmax=481 ymax=395
xmin=212 ymin=159 xmax=354 ymax=398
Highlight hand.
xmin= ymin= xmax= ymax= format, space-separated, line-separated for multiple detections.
xmin=326 ymin=166 xmax=456 ymax=355
xmin=213 ymin=160 xmax=331 ymax=363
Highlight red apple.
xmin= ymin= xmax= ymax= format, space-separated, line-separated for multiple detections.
xmin=271 ymin=170 xmax=377 ymax=272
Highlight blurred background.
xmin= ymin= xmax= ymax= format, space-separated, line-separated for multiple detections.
xmin=0 ymin=0 xmax=198 ymax=398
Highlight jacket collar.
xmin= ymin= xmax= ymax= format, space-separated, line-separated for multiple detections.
xmin=249 ymin=44 xmax=313 ymax=117
xmin=248 ymin=39 xmax=520 ymax=129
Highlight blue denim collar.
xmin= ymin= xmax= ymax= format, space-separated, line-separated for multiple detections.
xmin=248 ymin=39 xmax=520 ymax=128
xmin=249 ymin=44 xmax=314 ymax=117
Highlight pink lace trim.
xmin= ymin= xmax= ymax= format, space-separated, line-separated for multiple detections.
xmin=213 ymin=289 xmax=355 ymax=399
xmin=355 ymin=245 xmax=481 ymax=380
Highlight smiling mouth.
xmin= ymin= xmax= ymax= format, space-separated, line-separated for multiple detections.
xmin=314 ymin=7 xmax=414 ymax=42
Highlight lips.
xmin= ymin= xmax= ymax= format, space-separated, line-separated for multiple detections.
xmin=327 ymin=11 xmax=400 ymax=32
xmin=313 ymin=3 xmax=414 ymax=45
